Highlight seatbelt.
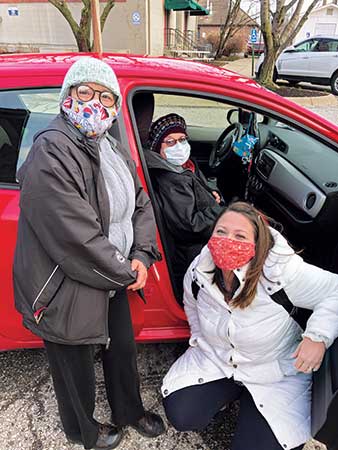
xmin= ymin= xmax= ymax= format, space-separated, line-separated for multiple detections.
xmin=192 ymin=278 xmax=309 ymax=328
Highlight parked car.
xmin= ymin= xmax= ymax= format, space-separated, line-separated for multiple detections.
xmin=1 ymin=53 xmax=338 ymax=351
xmin=244 ymin=40 xmax=265 ymax=58
xmin=256 ymin=35 xmax=338 ymax=94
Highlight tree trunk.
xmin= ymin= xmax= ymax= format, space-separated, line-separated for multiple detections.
xmin=48 ymin=0 xmax=115 ymax=52
xmin=258 ymin=49 xmax=277 ymax=88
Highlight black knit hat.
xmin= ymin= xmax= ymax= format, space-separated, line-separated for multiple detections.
xmin=148 ymin=113 xmax=187 ymax=153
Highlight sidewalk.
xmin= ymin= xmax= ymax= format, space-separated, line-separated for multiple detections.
xmin=222 ymin=58 xmax=338 ymax=107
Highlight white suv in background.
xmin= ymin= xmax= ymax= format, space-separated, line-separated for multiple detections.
xmin=256 ymin=35 xmax=338 ymax=95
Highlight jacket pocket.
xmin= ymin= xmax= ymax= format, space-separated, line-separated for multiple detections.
xmin=32 ymin=265 xmax=65 ymax=323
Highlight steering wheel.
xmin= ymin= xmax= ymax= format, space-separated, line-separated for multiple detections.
xmin=209 ymin=123 xmax=243 ymax=169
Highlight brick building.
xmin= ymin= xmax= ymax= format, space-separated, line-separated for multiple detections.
xmin=197 ymin=0 xmax=257 ymax=55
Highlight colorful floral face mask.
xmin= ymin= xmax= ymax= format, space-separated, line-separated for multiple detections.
xmin=207 ymin=236 xmax=255 ymax=271
xmin=61 ymin=96 xmax=118 ymax=138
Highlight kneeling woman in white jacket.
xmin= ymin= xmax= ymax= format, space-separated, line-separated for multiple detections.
xmin=162 ymin=201 xmax=338 ymax=450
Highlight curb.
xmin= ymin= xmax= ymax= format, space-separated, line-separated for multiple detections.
xmin=286 ymin=94 xmax=338 ymax=107
xmin=221 ymin=61 xmax=338 ymax=108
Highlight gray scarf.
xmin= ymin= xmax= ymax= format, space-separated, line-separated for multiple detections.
xmin=99 ymin=137 xmax=135 ymax=257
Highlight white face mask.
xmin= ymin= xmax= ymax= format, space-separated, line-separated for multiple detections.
xmin=164 ymin=142 xmax=191 ymax=166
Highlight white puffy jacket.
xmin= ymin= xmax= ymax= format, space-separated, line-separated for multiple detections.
xmin=162 ymin=228 xmax=338 ymax=449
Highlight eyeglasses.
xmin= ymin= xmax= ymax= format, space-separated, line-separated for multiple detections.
xmin=74 ymin=84 xmax=118 ymax=108
xmin=163 ymin=136 xmax=188 ymax=147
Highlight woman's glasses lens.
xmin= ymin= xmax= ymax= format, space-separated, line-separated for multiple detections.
xmin=76 ymin=85 xmax=117 ymax=107
xmin=164 ymin=136 xmax=188 ymax=147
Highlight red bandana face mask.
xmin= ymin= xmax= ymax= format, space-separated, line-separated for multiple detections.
xmin=207 ymin=236 xmax=256 ymax=271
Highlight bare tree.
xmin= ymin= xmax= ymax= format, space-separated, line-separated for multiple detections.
xmin=258 ymin=0 xmax=320 ymax=87
xmin=215 ymin=0 xmax=259 ymax=60
xmin=48 ymin=0 xmax=115 ymax=52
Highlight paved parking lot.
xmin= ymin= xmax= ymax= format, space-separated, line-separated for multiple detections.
xmin=0 ymin=342 xmax=327 ymax=450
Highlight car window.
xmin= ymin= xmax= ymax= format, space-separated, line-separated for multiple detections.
xmin=294 ymin=39 xmax=317 ymax=52
xmin=313 ymin=39 xmax=331 ymax=52
xmin=152 ymin=94 xmax=231 ymax=128
xmin=151 ymin=94 xmax=264 ymax=128
xmin=327 ymin=39 xmax=338 ymax=52
xmin=0 ymin=88 xmax=59 ymax=184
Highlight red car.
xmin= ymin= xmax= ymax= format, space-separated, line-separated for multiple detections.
xmin=244 ymin=41 xmax=265 ymax=57
xmin=1 ymin=53 xmax=338 ymax=351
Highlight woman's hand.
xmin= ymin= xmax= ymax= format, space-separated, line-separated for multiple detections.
xmin=127 ymin=259 xmax=148 ymax=291
xmin=292 ymin=336 xmax=326 ymax=373
xmin=212 ymin=191 xmax=221 ymax=204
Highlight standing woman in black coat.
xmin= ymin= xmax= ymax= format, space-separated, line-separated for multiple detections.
xmin=14 ymin=57 xmax=165 ymax=450
xmin=145 ymin=113 xmax=223 ymax=300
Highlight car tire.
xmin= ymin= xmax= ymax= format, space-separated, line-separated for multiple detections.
xmin=244 ymin=53 xmax=248 ymax=58
xmin=330 ymin=72 xmax=338 ymax=95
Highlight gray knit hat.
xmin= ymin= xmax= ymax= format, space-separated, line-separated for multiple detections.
xmin=59 ymin=56 xmax=121 ymax=108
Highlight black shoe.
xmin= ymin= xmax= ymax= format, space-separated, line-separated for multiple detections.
xmin=66 ymin=424 xmax=122 ymax=449
xmin=94 ymin=424 xmax=123 ymax=450
xmin=131 ymin=411 xmax=165 ymax=438
xmin=66 ymin=434 xmax=82 ymax=445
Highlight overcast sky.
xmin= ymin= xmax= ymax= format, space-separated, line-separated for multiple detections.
xmin=240 ymin=0 xmax=321 ymax=16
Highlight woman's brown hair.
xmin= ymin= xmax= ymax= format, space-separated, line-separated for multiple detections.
xmin=212 ymin=201 xmax=275 ymax=309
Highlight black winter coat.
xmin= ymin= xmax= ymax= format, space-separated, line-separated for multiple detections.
xmin=145 ymin=150 xmax=223 ymax=291
xmin=13 ymin=115 xmax=160 ymax=346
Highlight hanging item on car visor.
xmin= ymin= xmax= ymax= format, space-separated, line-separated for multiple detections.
xmin=232 ymin=112 xmax=258 ymax=165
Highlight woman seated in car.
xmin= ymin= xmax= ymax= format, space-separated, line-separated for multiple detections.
xmin=145 ymin=113 xmax=223 ymax=300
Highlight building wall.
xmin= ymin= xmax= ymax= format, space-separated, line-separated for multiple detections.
xmin=295 ymin=6 xmax=338 ymax=42
xmin=0 ymin=0 xmax=149 ymax=54
xmin=0 ymin=0 xmax=198 ymax=55
xmin=148 ymin=0 xmax=165 ymax=55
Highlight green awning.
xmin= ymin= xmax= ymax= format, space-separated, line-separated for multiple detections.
xmin=165 ymin=0 xmax=209 ymax=16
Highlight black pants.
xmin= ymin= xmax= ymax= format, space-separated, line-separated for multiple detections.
xmin=163 ymin=377 xmax=304 ymax=450
xmin=44 ymin=289 xmax=145 ymax=450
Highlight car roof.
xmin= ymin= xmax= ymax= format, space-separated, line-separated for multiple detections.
xmin=0 ymin=52 xmax=249 ymax=89
xmin=0 ymin=52 xmax=337 ymax=140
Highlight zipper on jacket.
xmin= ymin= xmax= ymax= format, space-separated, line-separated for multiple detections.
xmin=32 ymin=265 xmax=59 ymax=310
xmin=93 ymin=269 xmax=124 ymax=286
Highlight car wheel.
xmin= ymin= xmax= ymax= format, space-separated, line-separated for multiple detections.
xmin=330 ymin=72 xmax=338 ymax=95
xmin=244 ymin=53 xmax=248 ymax=58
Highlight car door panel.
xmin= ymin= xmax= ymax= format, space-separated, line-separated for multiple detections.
xmin=278 ymin=52 xmax=311 ymax=76
xmin=249 ymin=123 xmax=338 ymax=268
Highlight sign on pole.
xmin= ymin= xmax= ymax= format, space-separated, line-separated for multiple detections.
xmin=250 ymin=29 xmax=258 ymax=77
xmin=250 ymin=28 xmax=257 ymax=43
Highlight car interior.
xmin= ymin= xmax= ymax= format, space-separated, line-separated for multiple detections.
xmin=130 ymin=90 xmax=338 ymax=303
xmin=1 ymin=87 xmax=338 ymax=308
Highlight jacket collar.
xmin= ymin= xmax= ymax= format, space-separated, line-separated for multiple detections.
xmin=34 ymin=113 xmax=101 ymax=162
xmin=144 ymin=149 xmax=195 ymax=174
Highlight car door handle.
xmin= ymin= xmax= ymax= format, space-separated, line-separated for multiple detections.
xmin=301 ymin=56 xmax=309 ymax=59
